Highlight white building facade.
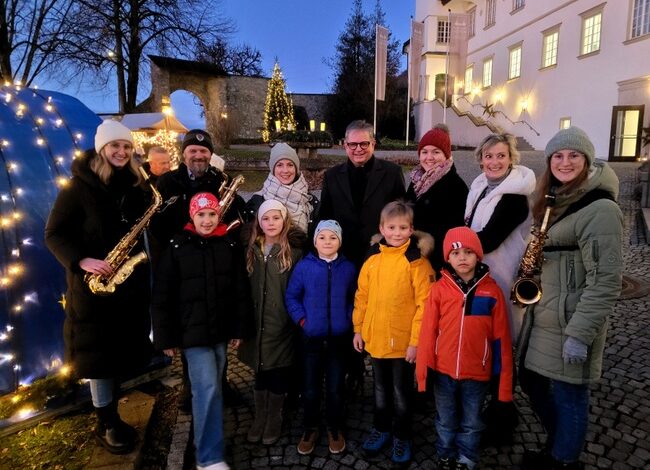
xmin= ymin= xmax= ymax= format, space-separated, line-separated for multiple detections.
xmin=412 ymin=0 xmax=650 ymax=161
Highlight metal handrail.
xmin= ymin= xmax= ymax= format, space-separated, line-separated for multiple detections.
xmin=454 ymin=95 xmax=540 ymax=136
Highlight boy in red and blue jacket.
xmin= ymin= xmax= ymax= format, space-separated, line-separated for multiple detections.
xmin=416 ymin=227 xmax=513 ymax=470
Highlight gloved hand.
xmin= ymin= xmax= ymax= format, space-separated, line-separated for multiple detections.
xmin=562 ymin=336 xmax=588 ymax=365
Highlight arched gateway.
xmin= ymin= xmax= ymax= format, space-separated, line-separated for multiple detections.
xmin=140 ymin=55 xmax=269 ymax=145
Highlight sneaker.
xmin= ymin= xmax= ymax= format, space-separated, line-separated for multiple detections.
xmin=391 ymin=438 xmax=411 ymax=467
xmin=328 ymin=430 xmax=346 ymax=454
xmin=297 ymin=429 xmax=318 ymax=455
xmin=436 ymin=457 xmax=455 ymax=470
xmin=196 ymin=462 xmax=230 ymax=470
xmin=362 ymin=428 xmax=391 ymax=456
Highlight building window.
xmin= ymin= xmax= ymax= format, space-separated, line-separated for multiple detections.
xmin=509 ymin=45 xmax=522 ymax=79
xmin=581 ymin=11 xmax=602 ymax=55
xmin=437 ymin=18 xmax=450 ymax=43
xmin=560 ymin=117 xmax=571 ymax=129
xmin=542 ymin=29 xmax=559 ymax=67
xmin=482 ymin=58 xmax=493 ymax=88
xmin=632 ymin=0 xmax=650 ymax=38
xmin=469 ymin=8 xmax=476 ymax=38
xmin=485 ymin=0 xmax=496 ymax=28
xmin=464 ymin=65 xmax=474 ymax=93
xmin=513 ymin=0 xmax=525 ymax=11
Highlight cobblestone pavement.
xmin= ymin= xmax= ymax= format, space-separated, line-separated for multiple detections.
xmin=165 ymin=155 xmax=649 ymax=470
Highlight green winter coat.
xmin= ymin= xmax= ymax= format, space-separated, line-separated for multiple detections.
xmin=519 ymin=161 xmax=623 ymax=384
xmin=238 ymin=229 xmax=304 ymax=372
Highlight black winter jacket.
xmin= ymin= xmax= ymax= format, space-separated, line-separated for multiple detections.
xmin=44 ymin=151 xmax=152 ymax=379
xmin=151 ymin=229 xmax=250 ymax=350
xmin=406 ymin=165 xmax=468 ymax=272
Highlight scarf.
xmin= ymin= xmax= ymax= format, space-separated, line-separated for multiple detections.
xmin=256 ymin=172 xmax=312 ymax=232
xmin=409 ymin=157 xmax=454 ymax=199
xmin=184 ymin=222 xmax=228 ymax=237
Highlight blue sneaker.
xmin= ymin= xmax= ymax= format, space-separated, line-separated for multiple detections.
xmin=362 ymin=428 xmax=391 ymax=456
xmin=391 ymin=438 xmax=412 ymax=467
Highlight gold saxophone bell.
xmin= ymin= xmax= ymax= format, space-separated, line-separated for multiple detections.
xmin=510 ymin=193 xmax=555 ymax=308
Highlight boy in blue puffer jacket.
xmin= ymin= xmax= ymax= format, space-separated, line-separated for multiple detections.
xmin=285 ymin=220 xmax=357 ymax=456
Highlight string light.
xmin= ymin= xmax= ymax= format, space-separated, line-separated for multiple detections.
xmin=36 ymin=138 xmax=45 ymax=146
xmin=56 ymin=176 xmax=70 ymax=188
xmin=55 ymin=118 xmax=63 ymax=127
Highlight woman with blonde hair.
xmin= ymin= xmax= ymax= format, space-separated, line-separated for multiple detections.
xmin=45 ymin=119 xmax=152 ymax=454
xmin=464 ymin=132 xmax=536 ymax=445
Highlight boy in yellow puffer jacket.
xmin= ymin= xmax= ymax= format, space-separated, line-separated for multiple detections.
xmin=352 ymin=200 xmax=435 ymax=468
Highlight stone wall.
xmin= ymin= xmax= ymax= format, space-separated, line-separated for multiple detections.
xmin=289 ymin=93 xmax=331 ymax=124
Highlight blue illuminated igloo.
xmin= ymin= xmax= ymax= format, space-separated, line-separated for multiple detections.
xmin=0 ymin=85 xmax=101 ymax=393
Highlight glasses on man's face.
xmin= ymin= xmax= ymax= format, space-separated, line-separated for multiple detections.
xmin=346 ymin=141 xmax=371 ymax=150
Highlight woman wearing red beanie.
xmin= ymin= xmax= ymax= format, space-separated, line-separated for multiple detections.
xmin=406 ymin=125 xmax=468 ymax=273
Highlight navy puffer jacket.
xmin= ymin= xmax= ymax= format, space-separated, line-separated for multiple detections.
xmin=285 ymin=252 xmax=357 ymax=338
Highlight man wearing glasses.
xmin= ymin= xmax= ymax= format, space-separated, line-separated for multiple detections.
xmin=319 ymin=120 xmax=405 ymax=269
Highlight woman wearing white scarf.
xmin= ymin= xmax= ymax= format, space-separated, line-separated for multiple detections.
xmin=246 ymin=142 xmax=314 ymax=233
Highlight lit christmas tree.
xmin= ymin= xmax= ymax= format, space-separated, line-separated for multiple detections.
xmin=262 ymin=62 xmax=296 ymax=142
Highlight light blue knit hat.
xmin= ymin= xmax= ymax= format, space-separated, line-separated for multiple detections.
xmin=314 ymin=220 xmax=342 ymax=244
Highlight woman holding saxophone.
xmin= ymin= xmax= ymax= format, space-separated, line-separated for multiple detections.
xmin=45 ymin=120 xmax=152 ymax=454
xmin=464 ymin=133 xmax=536 ymax=445
xmin=519 ymin=127 xmax=622 ymax=470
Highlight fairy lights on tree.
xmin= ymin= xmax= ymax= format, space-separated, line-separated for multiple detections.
xmin=262 ymin=61 xmax=296 ymax=142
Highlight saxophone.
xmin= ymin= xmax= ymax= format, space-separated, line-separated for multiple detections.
xmin=216 ymin=174 xmax=245 ymax=232
xmin=85 ymin=166 xmax=162 ymax=295
xmin=511 ymin=193 xmax=555 ymax=307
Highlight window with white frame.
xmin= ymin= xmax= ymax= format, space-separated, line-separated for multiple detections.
xmin=464 ymin=65 xmax=474 ymax=93
xmin=438 ymin=18 xmax=450 ymax=43
xmin=632 ymin=0 xmax=650 ymax=38
xmin=513 ymin=0 xmax=525 ymax=11
xmin=485 ymin=0 xmax=496 ymax=27
xmin=560 ymin=117 xmax=571 ymax=129
xmin=509 ymin=45 xmax=522 ymax=79
xmin=469 ymin=7 xmax=476 ymax=38
xmin=482 ymin=58 xmax=493 ymax=88
xmin=581 ymin=10 xmax=602 ymax=55
xmin=542 ymin=28 xmax=559 ymax=67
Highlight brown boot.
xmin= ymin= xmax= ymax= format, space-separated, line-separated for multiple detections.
xmin=247 ymin=390 xmax=268 ymax=443
xmin=262 ymin=392 xmax=285 ymax=445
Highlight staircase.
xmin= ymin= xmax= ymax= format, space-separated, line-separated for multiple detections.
xmin=516 ymin=136 xmax=535 ymax=151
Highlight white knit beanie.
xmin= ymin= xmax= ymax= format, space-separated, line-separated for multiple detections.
xmin=269 ymin=142 xmax=300 ymax=173
xmin=257 ymin=199 xmax=288 ymax=224
xmin=95 ymin=120 xmax=133 ymax=153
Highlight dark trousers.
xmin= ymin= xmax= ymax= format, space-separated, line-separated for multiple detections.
xmin=255 ymin=366 xmax=292 ymax=395
xmin=302 ymin=334 xmax=347 ymax=431
xmin=370 ymin=357 xmax=414 ymax=440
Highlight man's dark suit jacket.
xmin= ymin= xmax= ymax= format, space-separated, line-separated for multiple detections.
xmin=319 ymin=157 xmax=405 ymax=268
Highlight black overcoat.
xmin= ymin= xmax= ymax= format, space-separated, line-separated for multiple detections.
xmin=318 ymin=157 xmax=405 ymax=268
xmin=405 ymin=164 xmax=469 ymax=272
xmin=44 ymin=152 xmax=152 ymax=379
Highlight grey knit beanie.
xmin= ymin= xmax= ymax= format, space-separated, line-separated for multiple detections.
xmin=269 ymin=142 xmax=300 ymax=173
xmin=545 ymin=126 xmax=594 ymax=165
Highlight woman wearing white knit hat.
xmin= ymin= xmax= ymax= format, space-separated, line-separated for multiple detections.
xmin=45 ymin=119 xmax=152 ymax=455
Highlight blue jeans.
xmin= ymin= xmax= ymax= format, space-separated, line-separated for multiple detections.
xmin=370 ymin=357 xmax=414 ymax=440
xmin=521 ymin=368 xmax=589 ymax=463
xmin=433 ymin=372 xmax=489 ymax=468
xmin=185 ymin=343 xmax=227 ymax=467
xmin=89 ymin=378 xmax=114 ymax=408
xmin=302 ymin=334 xmax=346 ymax=431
